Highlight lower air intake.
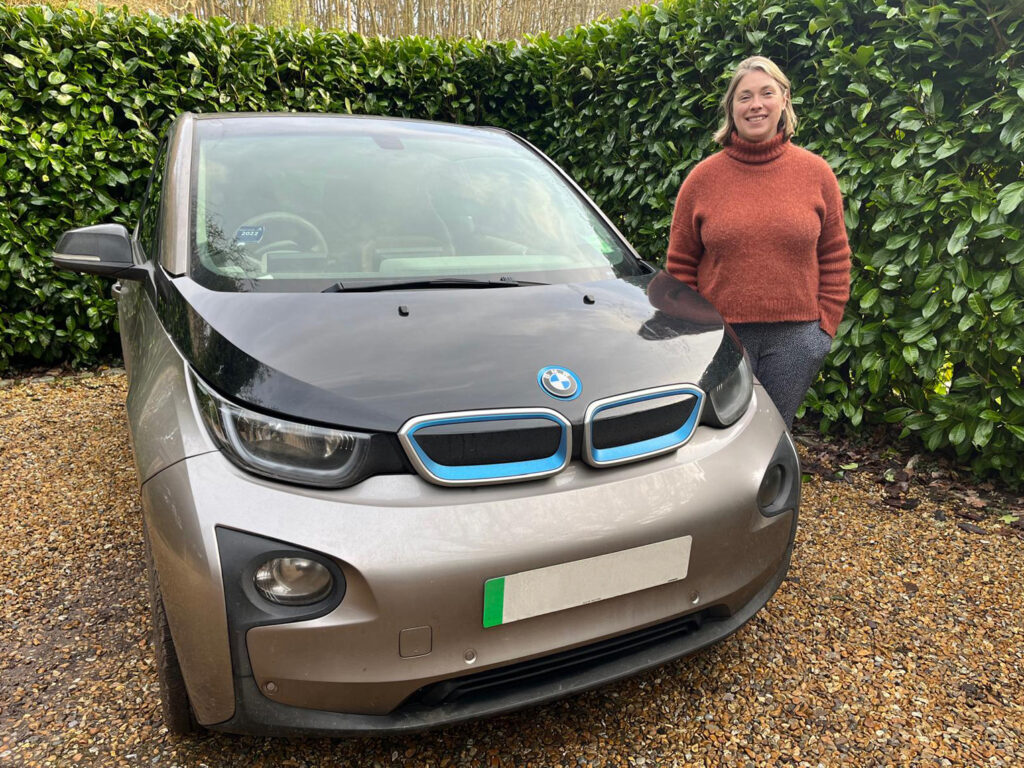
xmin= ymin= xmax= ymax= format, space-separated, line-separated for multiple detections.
xmin=410 ymin=608 xmax=717 ymax=708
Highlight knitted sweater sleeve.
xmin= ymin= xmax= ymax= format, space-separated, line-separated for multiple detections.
xmin=816 ymin=167 xmax=852 ymax=337
xmin=665 ymin=173 xmax=703 ymax=289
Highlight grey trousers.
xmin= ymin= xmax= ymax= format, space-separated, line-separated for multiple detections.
xmin=730 ymin=321 xmax=834 ymax=429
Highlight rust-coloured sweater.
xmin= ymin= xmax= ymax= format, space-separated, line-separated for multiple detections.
xmin=666 ymin=132 xmax=851 ymax=337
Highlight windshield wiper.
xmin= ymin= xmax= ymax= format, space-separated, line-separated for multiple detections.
xmin=321 ymin=277 xmax=547 ymax=293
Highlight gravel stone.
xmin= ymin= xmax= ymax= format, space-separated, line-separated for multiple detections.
xmin=1 ymin=373 xmax=1021 ymax=767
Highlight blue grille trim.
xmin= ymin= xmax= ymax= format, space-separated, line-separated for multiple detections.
xmin=398 ymin=409 xmax=572 ymax=486
xmin=583 ymin=386 xmax=704 ymax=467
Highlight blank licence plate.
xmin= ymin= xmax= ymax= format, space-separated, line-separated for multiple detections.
xmin=482 ymin=536 xmax=692 ymax=628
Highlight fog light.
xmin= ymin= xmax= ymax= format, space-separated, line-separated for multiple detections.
xmin=757 ymin=464 xmax=785 ymax=510
xmin=254 ymin=557 xmax=333 ymax=605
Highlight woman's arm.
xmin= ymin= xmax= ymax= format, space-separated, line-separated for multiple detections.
xmin=817 ymin=172 xmax=852 ymax=337
xmin=665 ymin=180 xmax=704 ymax=289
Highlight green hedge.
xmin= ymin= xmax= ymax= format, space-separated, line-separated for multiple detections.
xmin=1 ymin=0 xmax=1022 ymax=484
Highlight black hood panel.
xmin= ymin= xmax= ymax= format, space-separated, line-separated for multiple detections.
xmin=161 ymin=270 xmax=727 ymax=432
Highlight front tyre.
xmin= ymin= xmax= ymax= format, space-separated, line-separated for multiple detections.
xmin=144 ymin=528 xmax=198 ymax=735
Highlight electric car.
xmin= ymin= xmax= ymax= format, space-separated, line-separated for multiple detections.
xmin=51 ymin=113 xmax=800 ymax=736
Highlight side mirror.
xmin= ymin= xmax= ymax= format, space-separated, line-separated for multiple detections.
xmin=51 ymin=223 xmax=147 ymax=280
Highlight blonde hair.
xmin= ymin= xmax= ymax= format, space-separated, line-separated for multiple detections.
xmin=713 ymin=56 xmax=797 ymax=145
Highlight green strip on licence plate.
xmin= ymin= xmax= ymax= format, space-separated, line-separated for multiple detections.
xmin=482 ymin=576 xmax=506 ymax=629
xmin=482 ymin=536 xmax=691 ymax=628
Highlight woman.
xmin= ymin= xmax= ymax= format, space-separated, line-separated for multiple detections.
xmin=666 ymin=55 xmax=851 ymax=429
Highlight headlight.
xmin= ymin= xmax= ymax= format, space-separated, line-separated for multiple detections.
xmin=190 ymin=370 xmax=373 ymax=488
xmin=701 ymin=330 xmax=754 ymax=427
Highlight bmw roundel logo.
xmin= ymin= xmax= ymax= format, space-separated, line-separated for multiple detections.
xmin=538 ymin=366 xmax=581 ymax=400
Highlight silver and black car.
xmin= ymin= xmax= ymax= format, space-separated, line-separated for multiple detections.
xmin=52 ymin=113 xmax=800 ymax=736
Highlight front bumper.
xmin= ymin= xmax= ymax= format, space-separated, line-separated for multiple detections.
xmin=218 ymin=550 xmax=791 ymax=737
xmin=140 ymin=385 xmax=797 ymax=734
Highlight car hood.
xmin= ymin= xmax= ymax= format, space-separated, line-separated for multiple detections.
xmin=162 ymin=271 xmax=728 ymax=432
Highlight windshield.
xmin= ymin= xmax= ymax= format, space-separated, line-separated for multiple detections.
xmin=190 ymin=117 xmax=641 ymax=291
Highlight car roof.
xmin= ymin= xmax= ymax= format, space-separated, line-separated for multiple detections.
xmin=183 ymin=111 xmax=511 ymax=138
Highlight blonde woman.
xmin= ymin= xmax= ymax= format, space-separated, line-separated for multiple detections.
xmin=666 ymin=55 xmax=852 ymax=428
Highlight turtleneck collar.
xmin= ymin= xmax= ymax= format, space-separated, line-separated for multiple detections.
xmin=724 ymin=131 xmax=789 ymax=164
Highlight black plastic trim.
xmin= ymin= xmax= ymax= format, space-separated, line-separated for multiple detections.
xmin=590 ymin=394 xmax=698 ymax=450
xmin=415 ymin=420 xmax=563 ymax=466
xmin=216 ymin=527 xmax=347 ymax=678
xmin=758 ymin=431 xmax=801 ymax=517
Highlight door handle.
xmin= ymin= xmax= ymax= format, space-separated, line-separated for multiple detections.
xmin=111 ymin=281 xmax=124 ymax=298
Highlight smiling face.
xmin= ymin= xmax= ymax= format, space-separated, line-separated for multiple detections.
xmin=730 ymin=70 xmax=787 ymax=144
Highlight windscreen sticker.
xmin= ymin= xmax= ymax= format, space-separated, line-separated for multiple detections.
xmin=234 ymin=225 xmax=265 ymax=244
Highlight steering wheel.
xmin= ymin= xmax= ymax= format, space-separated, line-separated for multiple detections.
xmin=237 ymin=211 xmax=329 ymax=259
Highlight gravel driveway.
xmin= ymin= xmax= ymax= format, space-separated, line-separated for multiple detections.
xmin=1 ymin=373 xmax=1021 ymax=767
